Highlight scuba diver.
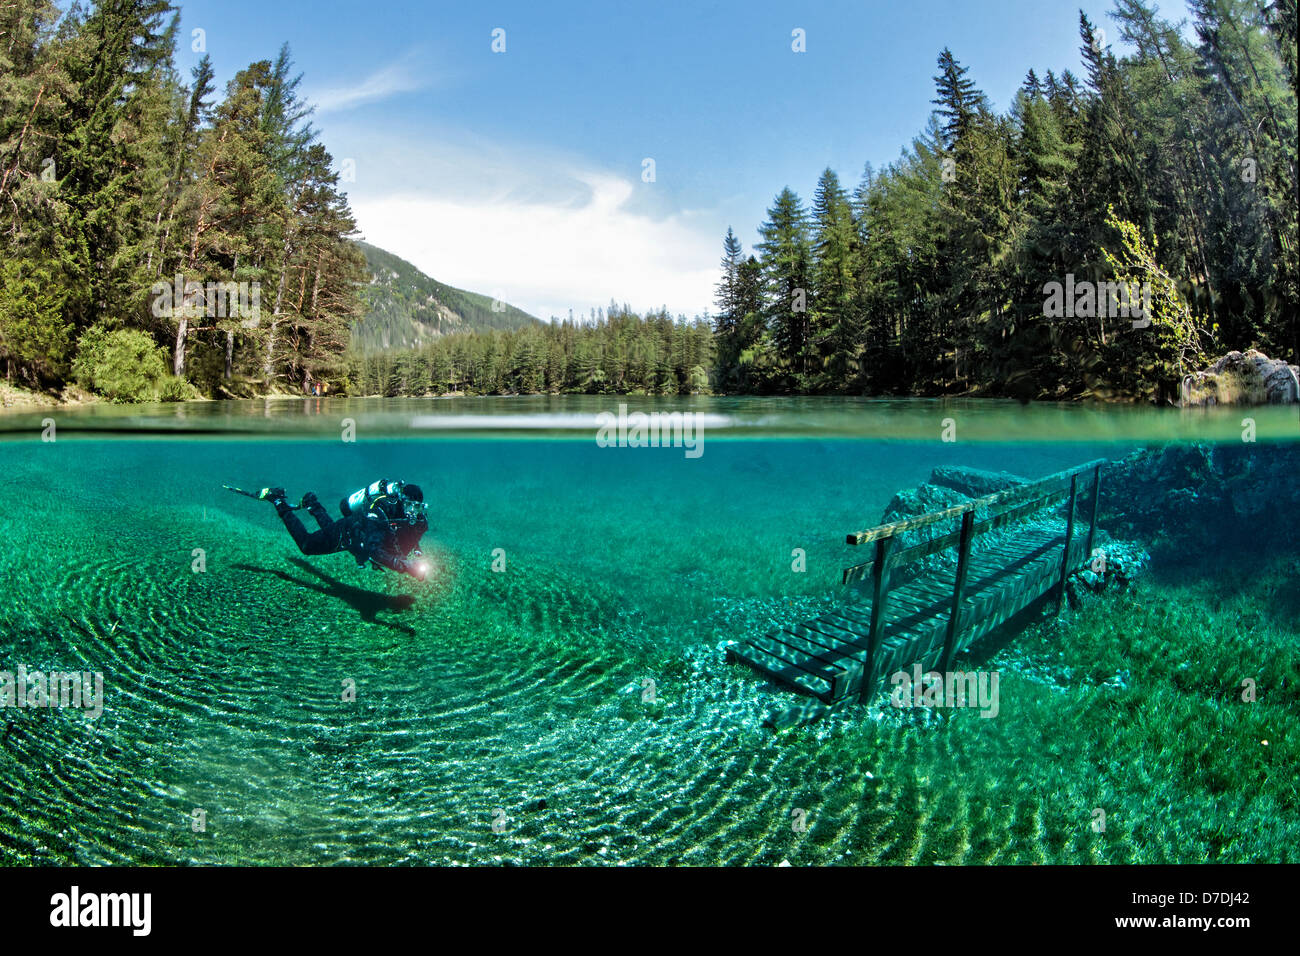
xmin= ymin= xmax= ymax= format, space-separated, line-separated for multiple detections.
xmin=230 ymin=479 xmax=431 ymax=581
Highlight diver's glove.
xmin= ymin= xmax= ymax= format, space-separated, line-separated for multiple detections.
xmin=258 ymin=487 xmax=288 ymax=505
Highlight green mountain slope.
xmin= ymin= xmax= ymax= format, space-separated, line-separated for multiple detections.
xmin=352 ymin=241 xmax=541 ymax=352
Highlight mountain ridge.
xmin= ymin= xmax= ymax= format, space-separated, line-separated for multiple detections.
xmin=352 ymin=240 xmax=542 ymax=352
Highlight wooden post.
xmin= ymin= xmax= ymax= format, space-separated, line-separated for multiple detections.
xmin=1055 ymin=474 xmax=1079 ymax=615
xmin=1084 ymin=463 xmax=1102 ymax=566
xmin=941 ymin=509 xmax=976 ymax=673
xmin=859 ymin=534 xmax=894 ymax=703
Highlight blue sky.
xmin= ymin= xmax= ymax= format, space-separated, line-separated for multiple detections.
xmin=169 ymin=0 xmax=1161 ymax=321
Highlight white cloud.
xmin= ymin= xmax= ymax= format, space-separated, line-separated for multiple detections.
xmin=349 ymin=159 xmax=719 ymax=321
xmin=308 ymin=57 xmax=430 ymax=114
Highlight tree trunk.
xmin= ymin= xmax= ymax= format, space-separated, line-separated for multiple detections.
xmin=0 ymin=84 xmax=45 ymax=201
xmin=225 ymin=331 xmax=234 ymax=379
xmin=174 ymin=316 xmax=188 ymax=376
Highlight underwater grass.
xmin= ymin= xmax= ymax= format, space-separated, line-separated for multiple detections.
xmin=0 ymin=435 xmax=1293 ymax=865
xmin=760 ymin=551 xmax=1298 ymax=866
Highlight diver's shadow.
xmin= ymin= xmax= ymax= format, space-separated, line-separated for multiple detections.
xmin=234 ymin=558 xmax=417 ymax=635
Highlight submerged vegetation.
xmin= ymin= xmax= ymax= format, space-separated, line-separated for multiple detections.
xmin=1 ymin=432 xmax=1292 ymax=864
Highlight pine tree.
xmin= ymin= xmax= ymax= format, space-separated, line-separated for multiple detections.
xmin=756 ymin=187 xmax=812 ymax=384
xmin=931 ymin=48 xmax=989 ymax=149
xmin=713 ymin=226 xmax=744 ymax=336
xmin=810 ymin=168 xmax=859 ymax=386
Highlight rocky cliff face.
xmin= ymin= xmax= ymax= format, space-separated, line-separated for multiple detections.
xmin=1182 ymin=350 xmax=1299 ymax=406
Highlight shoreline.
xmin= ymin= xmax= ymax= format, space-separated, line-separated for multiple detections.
xmin=2 ymin=382 xmax=1294 ymax=412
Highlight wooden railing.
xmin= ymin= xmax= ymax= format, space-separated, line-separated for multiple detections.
xmin=840 ymin=459 xmax=1106 ymax=702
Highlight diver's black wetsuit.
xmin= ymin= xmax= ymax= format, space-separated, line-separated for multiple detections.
xmin=275 ymin=496 xmax=428 ymax=577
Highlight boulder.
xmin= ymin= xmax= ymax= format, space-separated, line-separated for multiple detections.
xmin=874 ymin=483 xmax=971 ymax=583
xmin=929 ymin=465 xmax=1028 ymax=499
xmin=874 ymin=476 xmax=1050 ymax=584
xmin=1182 ymin=349 xmax=1300 ymax=406
xmin=879 ymin=482 xmax=970 ymax=525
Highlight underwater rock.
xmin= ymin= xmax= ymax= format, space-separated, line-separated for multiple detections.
xmin=872 ymin=470 xmax=1076 ymax=584
xmin=880 ymin=482 xmax=970 ymax=523
xmin=876 ymin=483 xmax=971 ymax=582
xmin=1098 ymin=443 xmax=1300 ymax=553
xmin=1181 ymin=350 xmax=1300 ymax=406
xmin=928 ymin=465 xmax=1027 ymax=498
xmin=1070 ymin=538 xmax=1150 ymax=595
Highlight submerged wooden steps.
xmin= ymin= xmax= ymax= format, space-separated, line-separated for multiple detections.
xmin=728 ymin=461 xmax=1106 ymax=705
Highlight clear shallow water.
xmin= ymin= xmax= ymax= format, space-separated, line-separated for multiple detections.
xmin=3 ymin=394 xmax=1298 ymax=443
xmin=0 ymin=398 xmax=1295 ymax=865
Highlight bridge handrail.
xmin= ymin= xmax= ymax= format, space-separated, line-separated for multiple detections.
xmin=845 ymin=458 xmax=1109 ymax=546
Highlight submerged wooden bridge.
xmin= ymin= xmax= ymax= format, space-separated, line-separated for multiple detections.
xmin=728 ymin=460 xmax=1107 ymax=705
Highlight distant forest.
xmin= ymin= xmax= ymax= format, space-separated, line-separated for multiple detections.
xmin=2 ymin=0 xmax=1295 ymax=404
xmin=365 ymin=0 xmax=1297 ymax=403
xmin=349 ymin=304 xmax=714 ymax=397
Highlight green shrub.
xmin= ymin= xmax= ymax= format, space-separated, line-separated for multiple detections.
xmin=72 ymin=327 xmax=176 ymax=403
xmin=157 ymin=374 xmax=198 ymax=402
xmin=0 ymin=259 xmax=73 ymax=373
xmin=70 ymin=325 xmax=111 ymax=389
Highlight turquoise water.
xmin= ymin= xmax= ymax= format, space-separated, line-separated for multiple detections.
xmin=0 ymin=398 xmax=1295 ymax=864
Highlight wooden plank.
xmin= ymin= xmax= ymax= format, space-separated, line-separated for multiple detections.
xmin=1084 ymin=463 xmax=1101 ymax=567
xmin=821 ymin=608 xmax=911 ymax=648
xmin=1055 ymin=474 xmax=1079 ymax=615
xmin=732 ymin=638 xmax=839 ymax=693
xmin=801 ymin=617 xmax=873 ymax=653
xmin=848 ymin=483 xmax=1071 ymax=586
xmin=890 ymin=525 xmax=963 ymax=567
xmin=842 ymin=559 xmax=873 ymax=586
xmin=779 ymin=618 xmax=853 ymax=654
xmin=971 ymin=486 xmax=1070 ymax=536
xmin=941 ymin=509 xmax=976 ymax=673
xmin=846 ymin=502 xmax=971 ymax=546
xmin=769 ymin=627 xmax=852 ymax=667
xmin=824 ymin=603 xmax=874 ymax=629
xmin=746 ymin=632 xmax=842 ymax=683
xmin=727 ymin=643 xmax=833 ymax=700
xmin=889 ymin=484 xmax=1071 ymax=568
xmin=860 ymin=535 xmax=894 ymax=703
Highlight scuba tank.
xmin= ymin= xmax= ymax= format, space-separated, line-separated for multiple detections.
xmin=340 ymin=478 xmax=404 ymax=518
